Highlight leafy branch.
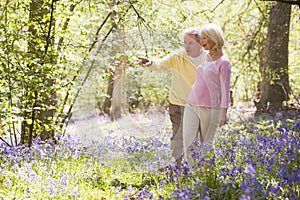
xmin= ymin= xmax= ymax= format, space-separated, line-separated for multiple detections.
xmin=58 ymin=1 xmax=139 ymax=132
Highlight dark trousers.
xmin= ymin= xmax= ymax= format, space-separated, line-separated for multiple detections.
xmin=169 ymin=103 xmax=184 ymax=168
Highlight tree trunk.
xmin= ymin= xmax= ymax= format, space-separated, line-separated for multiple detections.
xmin=111 ymin=20 xmax=127 ymax=120
xmin=101 ymin=68 xmax=114 ymax=115
xmin=38 ymin=1 xmax=57 ymax=142
xmin=255 ymin=2 xmax=291 ymax=114
xmin=110 ymin=0 xmax=127 ymax=120
xmin=20 ymin=0 xmax=57 ymax=145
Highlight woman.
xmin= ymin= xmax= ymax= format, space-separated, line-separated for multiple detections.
xmin=183 ymin=23 xmax=231 ymax=170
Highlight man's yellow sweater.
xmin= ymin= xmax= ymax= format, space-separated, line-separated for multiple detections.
xmin=150 ymin=50 xmax=205 ymax=106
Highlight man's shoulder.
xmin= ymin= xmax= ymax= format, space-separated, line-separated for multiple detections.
xmin=166 ymin=51 xmax=188 ymax=62
xmin=169 ymin=49 xmax=186 ymax=57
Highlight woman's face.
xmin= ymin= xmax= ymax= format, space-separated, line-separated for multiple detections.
xmin=200 ymin=33 xmax=215 ymax=51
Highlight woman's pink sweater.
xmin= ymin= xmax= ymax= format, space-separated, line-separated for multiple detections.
xmin=188 ymin=55 xmax=231 ymax=108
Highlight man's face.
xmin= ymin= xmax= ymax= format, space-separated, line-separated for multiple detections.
xmin=184 ymin=34 xmax=202 ymax=57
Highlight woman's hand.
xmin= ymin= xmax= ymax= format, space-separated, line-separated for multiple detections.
xmin=218 ymin=108 xmax=227 ymax=127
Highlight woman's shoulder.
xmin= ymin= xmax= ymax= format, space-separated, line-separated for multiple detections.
xmin=218 ymin=55 xmax=231 ymax=64
xmin=215 ymin=55 xmax=231 ymax=72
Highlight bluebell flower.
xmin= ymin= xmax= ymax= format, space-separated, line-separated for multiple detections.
xmin=241 ymin=179 xmax=250 ymax=194
xmin=178 ymin=186 xmax=192 ymax=200
xmin=71 ymin=184 xmax=79 ymax=198
xmin=246 ymin=165 xmax=256 ymax=175
xmin=152 ymin=139 xmax=162 ymax=147
xmin=269 ymin=186 xmax=279 ymax=194
xmin=48 ymin=187 xmax=56 ymax=198
xmin=170 ymin=189 xmax=181 ymax=199
xmin=61 ymin=172 xmax=68 ymax=186
xmin=127 ymin=185 xmax=134 ymax=194
xmin=181 ymin=161 xmax=190 ymax=175
xmin=26 ymin=187 xmax=31 ymax=194
xmin=5 ymin=178 xmax=12 ymax=188
xmin=191 ymin=151 xmax=200 ymax=161
xmin=244 ymin=157 xmax=251 ymax=163
xmin=138 ymin=185 xmax=154 ymax=199
xmin=292 ymin=121 xmax=300 ymax=131
xmin=277 ymin=127 xmax=288 ymax=138
xmin=159 ymin=180 xmax=165 ymax=188
xmin=239 ymin=194 xmax=251 ymax=200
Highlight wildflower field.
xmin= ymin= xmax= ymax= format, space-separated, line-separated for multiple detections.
xmin=1 ymin=108 xmax=299 ymax=200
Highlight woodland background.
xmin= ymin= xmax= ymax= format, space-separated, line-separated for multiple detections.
xmin=0 ymin=0 xmax=299 ymax=146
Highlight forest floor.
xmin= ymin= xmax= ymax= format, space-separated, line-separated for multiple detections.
xmin=66 ymin=102 xmax=256 ymax=144
xmin=66 ymin=107 xmax=172 ymax=143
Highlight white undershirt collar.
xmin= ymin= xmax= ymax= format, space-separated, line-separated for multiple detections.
xmin=188 ymin=55 xmax=202 ymax=65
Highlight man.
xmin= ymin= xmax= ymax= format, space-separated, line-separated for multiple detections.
xmin=138 ymin=28 xmax=206 ymax=168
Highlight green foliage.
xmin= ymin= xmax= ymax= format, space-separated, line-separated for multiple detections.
xmin=0 ymin=0 xmax=63 ymax=144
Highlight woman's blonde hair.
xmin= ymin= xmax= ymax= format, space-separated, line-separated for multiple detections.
xmin=200 ymin=23 xmax=224 ymax=50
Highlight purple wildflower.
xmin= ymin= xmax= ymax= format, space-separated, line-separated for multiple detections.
xmin=127 ymin=185 xmax=134 ymax=195
xmin=159 ymin=180 xmax=165 ymax=188
xmin=71 ymin=184 xmax=79 ymax=198
xmin=137 ymin=185 xmax=154 ymax=199
xmin=48 ymin=187 xmax=56 ymax=198
xmin=246 ymin=165 xmax=256 ymax=175
xmin=181 ymin=161 xmax=190 ymax=175
xmin=241 ymin=179 xmax=250 ymax=194
xmin=270 ymin=186 xmax=279 ymax=194
xmin=5 ymin=178 xmax=12 ymax=188
xmin=203 ymin=196 xmax=210 ymax=200
xmin=239 ymin=194 xmax=251 ymax=200
xmin=61 ymin=172 xmax=68 ymax=186
xmin=170 ymin=187 xmax=192 ymax=200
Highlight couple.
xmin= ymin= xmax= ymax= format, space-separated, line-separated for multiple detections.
xmin=138 ymin=23 xmax=231 ymax=171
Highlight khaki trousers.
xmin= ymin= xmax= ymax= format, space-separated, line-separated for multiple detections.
xmin=183 ymin=104 xmax=220 ymax=170
xmin=169 ymin=104 xmax=184 ymax=167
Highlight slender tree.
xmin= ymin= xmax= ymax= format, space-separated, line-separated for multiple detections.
xmin=111 ymin=3 xmax=127 ymax=120
xmin=101 ymin=0 xmax=130 ymax=120
xmin=20 ymin=0 xmax=57 ymax=145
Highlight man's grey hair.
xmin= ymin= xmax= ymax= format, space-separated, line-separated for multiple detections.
xmin=184 ymin=28 xmax=201 ymax=42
